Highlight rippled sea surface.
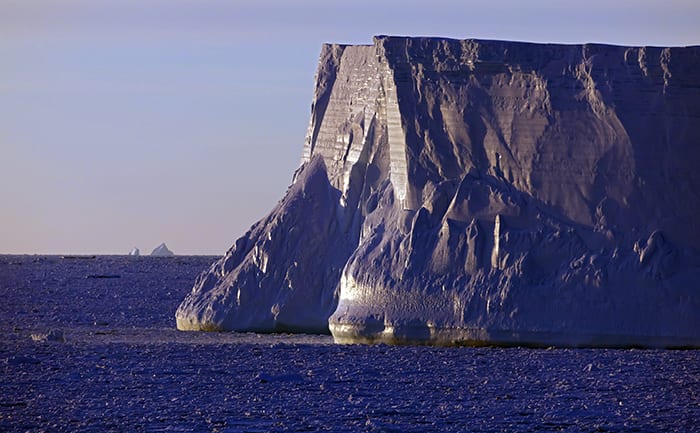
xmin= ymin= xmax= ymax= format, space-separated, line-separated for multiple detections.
xmin=1 ymin=255 xmax=698 ymax=432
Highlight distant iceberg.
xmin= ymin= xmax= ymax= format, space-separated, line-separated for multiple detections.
xmin=128 ymin=247 xmax=140 ymax=256
xmin=151 ymin=243 xmax=174 ymax=256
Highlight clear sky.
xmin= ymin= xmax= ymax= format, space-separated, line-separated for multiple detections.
xmin=2 ymin=0 xmax=698 ymax=255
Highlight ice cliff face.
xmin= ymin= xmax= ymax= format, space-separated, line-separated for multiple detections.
xmin=176 ymin=36 xmax=700 ymax=348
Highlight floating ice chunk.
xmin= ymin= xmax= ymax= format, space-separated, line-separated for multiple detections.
xmin=31 ymin=330 xmax=65 ymax=343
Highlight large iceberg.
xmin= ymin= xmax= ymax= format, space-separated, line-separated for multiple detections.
xmin=177 ymin=36 xmax=700 ymax=348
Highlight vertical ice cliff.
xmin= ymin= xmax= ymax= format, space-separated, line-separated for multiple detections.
xmin=177 ymin=36 xmax=700 ymax=347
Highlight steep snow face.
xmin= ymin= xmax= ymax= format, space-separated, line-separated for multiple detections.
xmin=176 ymin=156 xmax=352 ymax=333
xmin=177 ymin=36 xmax=700 ymax=347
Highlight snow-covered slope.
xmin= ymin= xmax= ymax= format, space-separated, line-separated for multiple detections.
xmin=176 ymin=36 xmax=700 ymax=347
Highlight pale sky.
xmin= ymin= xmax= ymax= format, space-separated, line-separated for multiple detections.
xmin=1 ymin=0 xmax=698 ymax=255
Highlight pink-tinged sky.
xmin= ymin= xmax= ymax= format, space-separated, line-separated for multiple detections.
xmin=1 ymin=0 xmax=698 ymax=255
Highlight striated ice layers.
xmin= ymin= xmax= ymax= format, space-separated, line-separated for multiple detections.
xmin=176 ymin=36 xmax=700 ymax=348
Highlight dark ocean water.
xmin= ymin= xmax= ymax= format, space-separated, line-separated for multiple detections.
xmin=1 ymin=255 xmax=698 ymax=432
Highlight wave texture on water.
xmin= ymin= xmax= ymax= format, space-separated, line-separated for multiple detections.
xmin=1 ymin=256 xmax=698 ymax=432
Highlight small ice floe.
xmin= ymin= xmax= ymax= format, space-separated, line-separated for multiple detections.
xmin=85 ymin=274 xmax=121 ymax=279
xmin=31 ymin=330 xmax=65 ymax=343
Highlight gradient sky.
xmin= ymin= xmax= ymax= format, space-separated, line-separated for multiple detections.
xmin=2 ymin=0 xmax=699 ymax=255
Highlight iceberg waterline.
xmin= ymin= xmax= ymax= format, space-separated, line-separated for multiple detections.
xmin=176 ymin=36 xmax=700 ymax=347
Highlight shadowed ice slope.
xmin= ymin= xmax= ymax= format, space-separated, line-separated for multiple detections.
xmin=177 ymin=36 xmax=700 ymax=347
